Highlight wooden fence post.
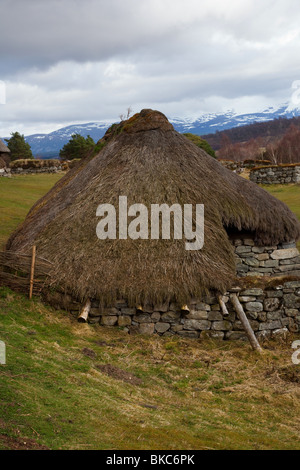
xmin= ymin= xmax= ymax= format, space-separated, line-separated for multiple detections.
xmin=29 ymin=245 xmax=36 ymax=299
xmin=230 ymin=293 xmax=263 ymax=353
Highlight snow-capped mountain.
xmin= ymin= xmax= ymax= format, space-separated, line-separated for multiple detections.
xmin=170 ymin=104 xmax=300 ymax=135
xmin=24 ymin=122 xmax=113 ymax=158
xmin=6 ymin=103 xmax=300 ymax=158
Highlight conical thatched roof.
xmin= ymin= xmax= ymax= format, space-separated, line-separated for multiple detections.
xmin=6 ymin=109 xmax=300 ymax=306
xmin=0 ymin=139 xmax=10 ymax=153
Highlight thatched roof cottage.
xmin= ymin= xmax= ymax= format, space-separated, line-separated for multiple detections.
xmin=0 ymin=139 xmax=10 ymax=168
xmin=4 ymin=110 xmax=300 ymax=339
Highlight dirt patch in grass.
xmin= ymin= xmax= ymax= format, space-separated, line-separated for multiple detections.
xmin=95 ymin=364 xmax=143 ymax=386
xmin=265 ymin=364 xmax=300 ymax=384
xmin=81 ymin=347 xmax=97 ymax=359
xmin=0 ymin=434 xmax=49 ymax=450
xmin=278 ymin=366 xmax=300 ymax=384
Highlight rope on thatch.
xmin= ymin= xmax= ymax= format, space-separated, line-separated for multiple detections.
xmin=230 ymin=293 xmax=263 ymax=353
xmin=78 ymin=299 xmax=91 ymax=323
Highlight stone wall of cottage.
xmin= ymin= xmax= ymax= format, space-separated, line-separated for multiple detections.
xmin=250 ymin=164 xmax=300 ymax=184
xmin=232 ymin=239 xmax=300 ymax=278
xmin=41 ymin=236 xmax=300 ymax=340
xmin=43 ymin=280 xmax=300 ymax=340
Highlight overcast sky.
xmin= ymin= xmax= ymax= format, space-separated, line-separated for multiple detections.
xmin=1 ymin=0 xmax=300 ymax=136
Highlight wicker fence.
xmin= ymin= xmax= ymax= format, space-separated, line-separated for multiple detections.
xmin=0 ymin=249 xmax=52 ymax=296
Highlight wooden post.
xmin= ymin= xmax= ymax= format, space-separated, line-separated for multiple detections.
xmin=78 ymin=299 xmax=91 ymax=323
xmin=230 ymin=293 xmax=262 ymax=353
xmin=29 ymin=245 xmax=36 ymax=300
xmin=218 ymin=295 xmax=229 ymax=315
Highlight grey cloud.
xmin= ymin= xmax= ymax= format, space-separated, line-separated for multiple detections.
xmin=1 ymin=0 xmax=300 ymax=135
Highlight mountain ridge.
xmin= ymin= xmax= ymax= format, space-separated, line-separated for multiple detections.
xmin=2 ymin=103 xmax=300 ymax=158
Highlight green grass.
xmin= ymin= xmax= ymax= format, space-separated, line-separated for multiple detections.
xmin=261 ymin=184 xmax=300 ymax=250
xmin=263 ymin=184 xmax=300 ymax=220
xmin=0 ymin=173 xmax=63 ymax=249
xmin=0 ymin=175 xmax=300 ymax=449
xmin=0 ymin=287 xmax=300 ymax=450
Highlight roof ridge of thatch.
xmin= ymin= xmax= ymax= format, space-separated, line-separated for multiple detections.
xmin=100 ymin=109 xmax=173 ymax=143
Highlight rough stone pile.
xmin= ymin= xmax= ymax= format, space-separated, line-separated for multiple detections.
xmin=234 ymin=239 xmax=300 ymax=278
xmin=250 ymin=165 xmax=300 ymax=184
xmin=0 ymin=167 xmax=11 ymax=177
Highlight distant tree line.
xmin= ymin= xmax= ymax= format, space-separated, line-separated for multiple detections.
xmin=4 ymin=131 xmax=97 ymax=162
xmin=203 ymin=116 xmax=300 ymax=151
xmin=217 ymin=124 xmax=300 ymax=164
xmin=265 ymin=124 xmax=300 ymax=164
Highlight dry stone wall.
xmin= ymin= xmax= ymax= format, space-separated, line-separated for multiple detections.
xmin=233 ymin=239 xmax=300 ymax=278
xmin=9 ymin=159 xmax=67 ymax=175
xmin=43 ymin=280 xmax=300 ymax=340
xmin=219 ymin=159 xmax=272 ymax=174
xmin=250 ymin=164 xmax=300 ymax=184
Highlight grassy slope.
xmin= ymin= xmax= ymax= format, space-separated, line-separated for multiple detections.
xmin=0 ymin=175 xmax=300 ymax=449
xmin=0 ymin=287 xmax=300 ymax=450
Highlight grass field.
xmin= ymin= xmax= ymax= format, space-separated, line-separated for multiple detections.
xmin=0 ymin=174 xmax=300 ymax=450
xmin=0 ymin=173 xmax=63 ymax=249
xmin=0 ymin=286 xmax=300 ymax=450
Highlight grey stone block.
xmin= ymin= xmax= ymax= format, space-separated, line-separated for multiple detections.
xmin=240 ymin=288 xmax=264 ymax=296
xmin=101 ymin=315 xmax=118 ymax=326
xmin=263 ymin=298 xmax=280 ymax=312
xmin=183 ymin=319 xmax=211 ymax=331
xmin=161 ymin=311 xmax=181 ymax=322
xmin=259 ymin=320 xmax=282 ymax=330
xmin=185 ymin=310 xmax=208 ymax=320
xmin=139 ymin=323 xmax=155 ymax=335
xmin=207 ymin=311 xmax=223 ymax=321
xmin=245 ymin=302 xmax=263 ymax=313
xmin=155 ymin=322 xmax=171 ymax=333
xmin=284 ymin=294 xmax=300 ymax=308
xmin=212 ymin=320 xmax=232 ymax=331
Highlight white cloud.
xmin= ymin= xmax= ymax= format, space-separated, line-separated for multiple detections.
xmin=0 ymin=0 xmax=300 ymax=135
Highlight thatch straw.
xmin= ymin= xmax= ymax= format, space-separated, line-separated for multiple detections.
xmin=0 ymin=139 xmax=10 ymax=154
xmin=6 ymin=109 xmax=300 ymax=306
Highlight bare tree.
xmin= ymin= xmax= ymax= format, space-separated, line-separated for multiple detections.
xmin=119 ymin=106 xmax=133 ymax=122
